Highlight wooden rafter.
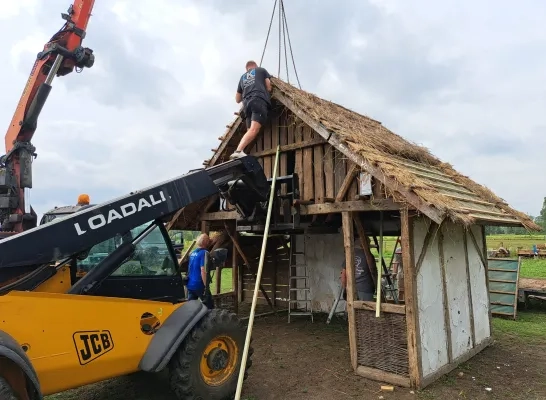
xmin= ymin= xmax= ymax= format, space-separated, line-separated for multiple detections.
xmin=209 ymin=115 xmax=243 ymax=166
xmin=415 ymin=220 xmax=440 ymax=275
xmin=335 ymin=163 xmax=358 ymax=202
xmin=273 ymin=90 xmax=445 ymax=225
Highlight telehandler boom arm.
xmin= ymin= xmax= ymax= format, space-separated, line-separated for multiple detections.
xmin=0 ymin=1 xmax=95 ymax=233
xmin=0 ymin=156 xmax=269 ymax=283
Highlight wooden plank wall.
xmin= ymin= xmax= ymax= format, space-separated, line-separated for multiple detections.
xmin=239 ymin=235 xmax=290 ymax=307
xmin=248 ymin=102 xmax=362 ymax=203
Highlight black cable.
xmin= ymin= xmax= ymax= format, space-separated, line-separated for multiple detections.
xmin=281 ymin=0 xmax=289 ymax=83
xmin=278 ymin=0 xmax=281 ymax=77
xmin=259 ymin=0 xmax=278 ymax=67
xmin=280 ymin=0 xmax=302 ymax=89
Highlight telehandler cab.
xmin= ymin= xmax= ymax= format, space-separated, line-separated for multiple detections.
xmin=0 ymin=155 xmax=271 ymax=400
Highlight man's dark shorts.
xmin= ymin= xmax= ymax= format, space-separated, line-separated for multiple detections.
xmin=244 ymin=97 xmax=269 ymax=129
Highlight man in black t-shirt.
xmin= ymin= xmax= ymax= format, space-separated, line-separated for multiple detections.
xmin=230 ymin=60 xmax=272 ymax=159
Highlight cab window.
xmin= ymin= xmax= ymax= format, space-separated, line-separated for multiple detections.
xmin=75 ymin=222 xmax=177 ymax=278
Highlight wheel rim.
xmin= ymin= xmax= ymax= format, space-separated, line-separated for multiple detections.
xmin=200 ymin=335 xmax=239 ymax=386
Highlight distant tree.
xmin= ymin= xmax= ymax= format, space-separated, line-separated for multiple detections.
xmin=539 ymin=197 xmax=546 ymax=232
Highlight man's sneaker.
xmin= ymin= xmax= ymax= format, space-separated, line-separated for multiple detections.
xmin=229 ymin=150 xmax=247 ymax=160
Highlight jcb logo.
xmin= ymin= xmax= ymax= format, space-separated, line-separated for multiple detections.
xmin=73 ymin=330 xmax=114 ymax=365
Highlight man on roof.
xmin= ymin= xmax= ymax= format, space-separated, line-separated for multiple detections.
xmin=230 ymin=60 xmax=272 ymax=159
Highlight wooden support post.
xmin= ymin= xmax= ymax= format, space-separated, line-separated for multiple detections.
xmin=232 ymin=236 xmax=239 ymax=312
xmin=201 ymin=221 xmax=210 ymax=234
xmin=224 ymin=223 xmax=275 ymax=309
xmin=438 ymin=226 xmax=453 ymax=364
xmin=215 ymin=266 xmax=222 ymax=295
xmin=342 ymin=211 xmax=358 ymax=371
xmin=479 ymin=226 xmax=493 ymax=333
xmin=415 ymin=221 xmax=438 ymax=275
xmin=272 ymin=238 xmax=279 ymax=308
xmin=400 ymin=208 xmax=422 ymax=388
xmin=463 ymin=226 xmax=476 ymax=348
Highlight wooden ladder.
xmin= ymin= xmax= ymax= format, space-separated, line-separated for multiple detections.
xmin=288 ymin=234 xmax=313 ymax=323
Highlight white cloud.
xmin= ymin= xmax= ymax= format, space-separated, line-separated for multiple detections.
xmin=0 ymin=0 xmax=544 ymax=225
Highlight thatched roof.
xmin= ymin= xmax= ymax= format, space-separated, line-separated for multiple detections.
xmin=169 ymin=77 xmax=540 ymax=231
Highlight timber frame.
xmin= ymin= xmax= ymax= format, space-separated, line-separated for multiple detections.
xmin=169 ymin=77 xmax=537 ymax=390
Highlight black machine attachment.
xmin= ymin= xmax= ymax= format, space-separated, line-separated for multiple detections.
xmin=201 ymin=248 xmax=229 ymax=309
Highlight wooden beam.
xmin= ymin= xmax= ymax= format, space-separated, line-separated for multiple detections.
xmin=356 ymin=366 xmax=411 ymax=388
xmin=224 ymin=223 xmax=274 ymax=309
xmin=353 ymin=301 xmax=405 ymax=314
xmin=342 ymin=211 xmax=358 ymax=371
xmin=202 ymin=211 xmax=239 ymax=221
xmin=300 ymin=199 xmax=400 ymax=215
xmin=480 ymin=225 xmax=493 ymax=332
xmin=166 ymin=207 xmax=185 ymax=231
xmin=232 ymin=230 xmax=240 ymax=312
xmin=414 ymin=220 xmax=439 ymax=275
xmin=438 ymin=227 xmax=453 ymax=364
xmin=209 ymin=115 xmax=243 ymax=166
xmin=215 ymin=265 xmax=222 ymax=295
xmin=273 ymin=90 xmax=445 ymax=225
xmin=400 ymin=208 xmax=422 ymax=389
xmin=463 ymin=226 xmax=476 ymax=348
xmin=178 ymin=240 xmax=195 ymax=265
xmin=468 ymin=228 xmax=487 ymax=268
xmin=335 ymin=163 xmax=358 ymax=202
xmin=252 ymin=137 xmax=325 ymax=158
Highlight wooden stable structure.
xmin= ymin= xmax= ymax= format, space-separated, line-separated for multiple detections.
xmin=168 ymin=77 xmax=541 ymax=389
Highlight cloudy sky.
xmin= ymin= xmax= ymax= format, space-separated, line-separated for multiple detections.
xmin=1 ymin=0 xmax=545 ymax=221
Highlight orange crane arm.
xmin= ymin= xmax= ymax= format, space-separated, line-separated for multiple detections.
xmin=0 ymin=0 xmax=95 ymax=233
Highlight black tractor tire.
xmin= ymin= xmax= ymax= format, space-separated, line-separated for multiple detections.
xmin=0 ymin=377 xmax=18 ymax=400
xmin=169 ymin=308 xmax=253 ymax=400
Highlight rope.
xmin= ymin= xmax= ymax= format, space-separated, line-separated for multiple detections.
xmin=280 ymin=0 xmax=302 ymax=89
xmin=259 ymin=0 xmax=302 ymax=89
xmin=259 ymin=0 xmax=277 ymax=67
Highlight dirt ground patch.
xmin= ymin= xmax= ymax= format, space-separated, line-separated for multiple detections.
xmin=519 ymin=277 xmax=546 ymax=291
xmin=46 ymin=312 xmax=546 ymax=400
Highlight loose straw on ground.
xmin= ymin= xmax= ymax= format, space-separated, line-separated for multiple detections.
xmin=234 ymin=145 xmax=280 ymax=400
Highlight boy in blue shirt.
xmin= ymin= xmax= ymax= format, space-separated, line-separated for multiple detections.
xmin=186 ymin=233 xmax=211 ymax=301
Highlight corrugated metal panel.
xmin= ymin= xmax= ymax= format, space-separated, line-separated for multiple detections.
xmin=487 ymin=258 xmax=521 ymax=320
xmin=392 ymin=158 xmax=522 ymax=225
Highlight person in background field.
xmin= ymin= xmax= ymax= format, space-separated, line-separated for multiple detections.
xmin=340 ymin=237 xmax=375 ymax=301
xmin=186 ymin=233 xmax=211 ymax=301
xmin=230 ymin=60 xmax=272 ymax=159
xmin=77 ymin=193 xmax=90 ymax=206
